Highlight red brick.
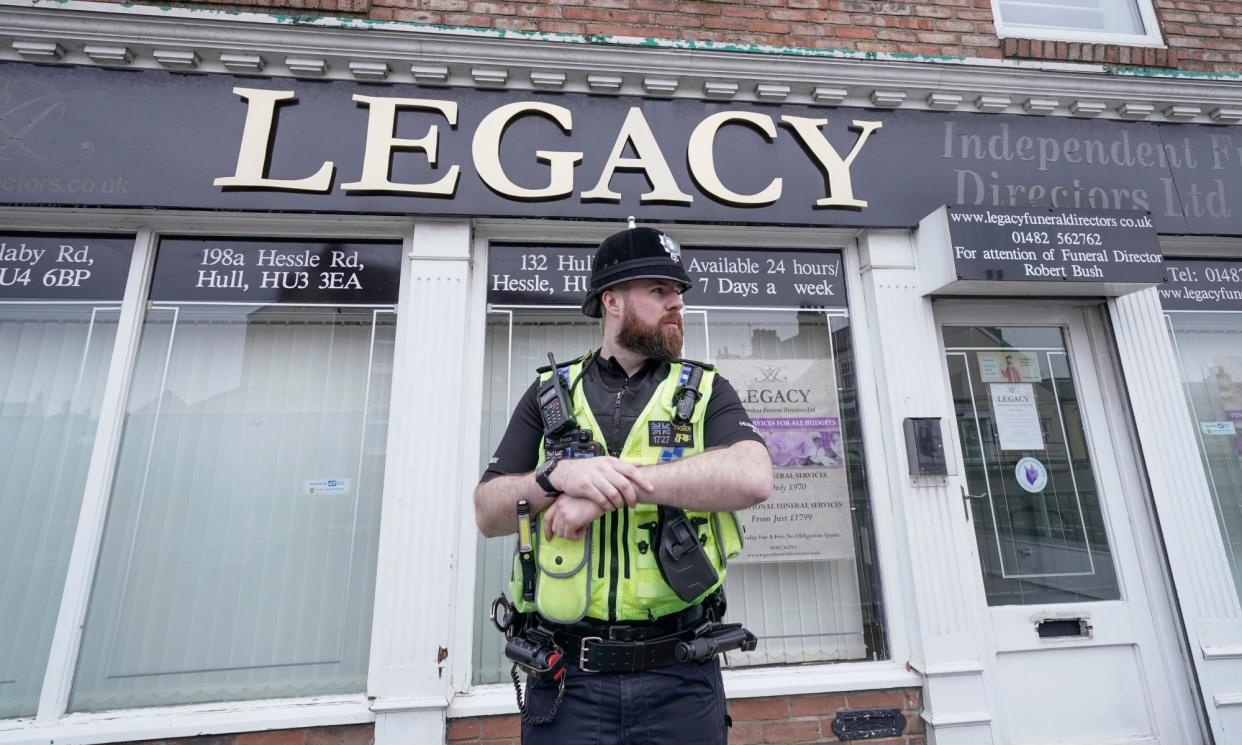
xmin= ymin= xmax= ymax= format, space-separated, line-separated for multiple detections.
xmin=762 ymin=720 xmax=821 ymax=743
xmin=539 ymin=20 xmax=585 ymax=33
xmin=393 ymin=9 xmax=442 ymax=22
xmin=729 ymin=697 xmax=790 ymax=721
xmin=788 ymin=692 xmax=849 ymax=717
xmin=768 ymin=7 xmax=812 ymax=20
xmin=877 ymin=28 xmax=918 ymax=41
xmin=835 ymin=25 xmax=876 ymax=38
xmin=441 ymin=12 xmax=492 ymax=24
xmin=722 ymin=4 xmax=766 ymax=17
xmin=905 ymin=712 xmax=925 ymax=734
xmin=958 ymin=33 xmax=996 ymax=47
xmin=934 ymin=18 xmax=974 ymax=32
xmin=728 ymin=721 xmax=763 ymax=745
xmin=846 ymin=689 xmax=907 ymax=709
xmin=304 ymin=726 xmax=372 ymax=745
xmin=447 ymin=719 xmax=480 ymax=742
xmin=478 ymin=715 xmax=520 ymax=739
xmin=236 ymin=732 xmax=305 ymax=745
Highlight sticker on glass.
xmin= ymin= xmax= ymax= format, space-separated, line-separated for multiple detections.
xmin=1014 ymin=457 xmax=1048 ymax=493
xmin=305 ymin=478 xmax=350 ymax=495
xmin=1200 ymin=421 xmax=1238 ymax=436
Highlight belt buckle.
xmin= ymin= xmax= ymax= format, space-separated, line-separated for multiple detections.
xmin=579 ymin=636 xmax=602 ymax=673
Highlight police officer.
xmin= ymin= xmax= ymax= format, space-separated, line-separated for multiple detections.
xmin=474 ymin=225 xmax=772 ymax=745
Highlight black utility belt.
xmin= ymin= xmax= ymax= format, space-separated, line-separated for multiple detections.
xmin=547 ymin=604 xmax=707 ymax=641
xmin=554 ymin=627 xmax=698 ymax=674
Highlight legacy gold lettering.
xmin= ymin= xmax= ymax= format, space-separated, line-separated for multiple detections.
xmin=214 ymin=88 xmax=335 ymax=192
xmin=341 ymin=95 xmax=459 ymax=195
xmin=780 ymin=117 xmax=883 ymax=208
xmin=214 ymin=91 xmax=881 ymax=210
xmin=472 ymin=102 xmax=582 ymax=200
xmin=687 ymin=111 xmax=781 ymax=206
xmin=581 ymin=107 xmax=693 ymax=204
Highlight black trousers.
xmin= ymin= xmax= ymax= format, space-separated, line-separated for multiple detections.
xmin=521 ymin=657 xmax=728 ymax=745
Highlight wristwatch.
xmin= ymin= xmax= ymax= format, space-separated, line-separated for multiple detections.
xmin=534 ymin=456 xmax=563 ymax=496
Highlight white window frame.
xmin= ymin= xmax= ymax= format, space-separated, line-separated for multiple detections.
xmin=0 ymin=207 xmax=413 ymax=745
xmin=990 ymin=0 xmax=1165 ymax=48
xmin=446 ymin=219 xmax=919 ymax=719
xmin=0 ymin=211 xmax=920 ymax=743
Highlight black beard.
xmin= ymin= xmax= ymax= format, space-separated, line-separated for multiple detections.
xmin=617 ymin=307 xmax=683 ymax=362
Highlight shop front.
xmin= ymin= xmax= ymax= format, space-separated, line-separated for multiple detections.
xmin=2 ymin=14 xmax=1242 ymax=744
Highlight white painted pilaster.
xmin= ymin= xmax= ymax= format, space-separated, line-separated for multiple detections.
xmin=857 ymin=230 xmax=994 ymax=745
xmin=1110 ymin=288 xmax=1242 ymax=744
xmin=367 ymin=221 xmax=474 ymax=745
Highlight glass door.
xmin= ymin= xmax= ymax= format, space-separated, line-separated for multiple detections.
xmin=935 ymin=303 xmax=1193 ymax=744
xmin=943 ymin=324 xmax=1120 ymax=606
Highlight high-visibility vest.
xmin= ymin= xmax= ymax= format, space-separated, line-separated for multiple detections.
xmin=509 ymin=358 xmax=744 ymax=623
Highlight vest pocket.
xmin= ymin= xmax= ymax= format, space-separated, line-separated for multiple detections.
xmin=533 ymin=522 xmax=593 ymax=623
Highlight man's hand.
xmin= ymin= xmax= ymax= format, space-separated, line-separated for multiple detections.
xmin=543 ymin=495 xmax=606 ymax=541
xmin=549 ymin=456 xmax=654 ymax=512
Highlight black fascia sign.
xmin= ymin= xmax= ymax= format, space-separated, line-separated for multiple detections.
xmin=487 ymin=244 xmax=846 ymax=309
xmin=0 ymin=233 xmax=132 ymax=301
xmin=928 ymin=205 xmax=1165 ymax=296
xmin=10 ymin=63 xmax=1242 ymax=237
xmin=150 ymin=238 xmax=402 ymax=304
xmin=1160 ymin=258 xmax=1242 ymax=311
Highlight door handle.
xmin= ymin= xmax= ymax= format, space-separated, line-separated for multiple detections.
xmin=960 ymin=485 xmax=983 ymax=520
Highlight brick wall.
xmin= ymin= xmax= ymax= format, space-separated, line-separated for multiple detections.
xmin=1152 ymin=0 xmax=1242 ymax=72
xmin=90 ymin=0 xmax=1242 ymax=75
xmin=130 ymin=724 xmax=374 ymax=745
xmin=449 ymin=688 xmax=924 ymax=745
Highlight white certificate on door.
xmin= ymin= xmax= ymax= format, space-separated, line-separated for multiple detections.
xmin=990 ymin=383 xmax=1045 ymax=451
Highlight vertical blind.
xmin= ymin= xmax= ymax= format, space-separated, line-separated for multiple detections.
xmin=70 ymin=306 xmax=394 ymax=711
xmin=1168 ymin=313 xmax=1242 ymax=604
xmin=0 ymin=305 xmax=118 ymax=719
xmin=472 ymin=309 xmax=885 ymax=684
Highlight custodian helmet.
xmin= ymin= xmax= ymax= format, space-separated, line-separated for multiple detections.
xmin=581 ymin=227 xmax=693 ymax=318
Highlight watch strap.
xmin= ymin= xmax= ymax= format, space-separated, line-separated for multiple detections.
xmin=535 ymin=457 xmax=562 ymax=496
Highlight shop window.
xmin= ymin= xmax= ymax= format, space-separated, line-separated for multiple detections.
xmin=993 ymin=0 xmax=1162 ymax=45
xmin=69 ymin=238 xmax=401 ymax=711
xmin=471 ymin=243 xmax=887 ymax=684
xmin=0 ymin=234 xmax=132 ymax=719
xmin=1165 ymin=309 xmax=1242 ymax=603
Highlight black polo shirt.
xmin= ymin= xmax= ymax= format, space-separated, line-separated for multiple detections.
xmin=479 ymin=354 xmax=766 ymax=482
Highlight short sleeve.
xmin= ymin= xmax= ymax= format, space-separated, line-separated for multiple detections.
xmin=479 ymin=379 xmax=544 ymax=483
xmin=703 ymin=374 xmax=767 ymax=449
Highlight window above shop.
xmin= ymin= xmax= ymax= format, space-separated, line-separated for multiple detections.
xmin=992 ymin=0 xmax=1164 ymax=47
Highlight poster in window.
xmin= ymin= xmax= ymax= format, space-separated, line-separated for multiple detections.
xmin=715 ymin=358 xmax=854 ymax=563
xmin=977 ymin=351 xmax=1042 ymax=383
xmin=989 ymin=383 xmax=1045 ymax=452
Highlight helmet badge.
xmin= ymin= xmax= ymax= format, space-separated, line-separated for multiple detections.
xmin=658 ymin=233 xmax=682 ymax=264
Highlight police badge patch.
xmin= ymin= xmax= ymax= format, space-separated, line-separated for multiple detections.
xmin=649 ymin=421 xmax=694 ymax=447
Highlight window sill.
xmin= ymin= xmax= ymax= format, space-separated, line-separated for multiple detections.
xmin=0 ymin=694 xmax=373 ymax=745
xmin=447 ymin=660 xmax=920 ymax=719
